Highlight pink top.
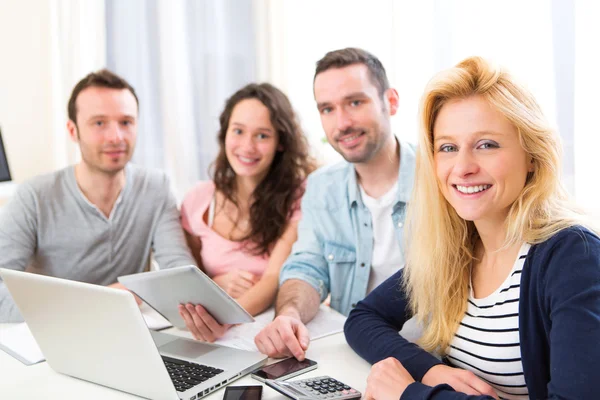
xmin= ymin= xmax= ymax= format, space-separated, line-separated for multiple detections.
xmin=180 ymin=181 xmax=302 ymax=278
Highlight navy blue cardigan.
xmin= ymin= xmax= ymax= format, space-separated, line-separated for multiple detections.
xmin=344 ymin=227 xmax=600 ymax=399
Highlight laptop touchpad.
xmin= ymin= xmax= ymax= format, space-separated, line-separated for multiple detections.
xmin=159 ymin=338 xmax=215 ymax=359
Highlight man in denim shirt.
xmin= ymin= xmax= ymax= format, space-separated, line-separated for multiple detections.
xmin=255 ymin=48 xmax=417 ymax=360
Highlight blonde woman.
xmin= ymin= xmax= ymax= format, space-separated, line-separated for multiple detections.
xmin=344 ymin=56 xmax=600 ymax=400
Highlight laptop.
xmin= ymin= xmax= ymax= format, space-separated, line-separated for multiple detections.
xmin=0 ymin=126 xmax=13 ymax=182
xmin=0 ymin=268 xmax=267 ymax=400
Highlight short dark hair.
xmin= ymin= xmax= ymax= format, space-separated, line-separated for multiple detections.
xmin=67 ymin=69 xmax=139 ymax=124
xmin=314 ymin=47 xmax=390 ymax=97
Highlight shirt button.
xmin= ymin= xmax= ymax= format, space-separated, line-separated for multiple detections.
xmin=397 ymin=221 xmax=403 ymax=228
xmin=360 ymin=263 xmax=365 ymax=267
xmin=327 ymin=254 xmax=334 ymax=261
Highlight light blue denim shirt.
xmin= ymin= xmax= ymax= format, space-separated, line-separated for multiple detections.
xmin=280 ymin=140 xmax=417 ymax=316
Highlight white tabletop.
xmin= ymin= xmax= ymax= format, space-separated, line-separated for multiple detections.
xmin=0 ymin=324 xmax=372 ymax=399
xmin=0 ymin=181 xmax=15 ymax=197
xmin=0 ymin=180 xmax=15 ymax=207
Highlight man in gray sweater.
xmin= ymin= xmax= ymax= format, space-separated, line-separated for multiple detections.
xmin=0 ymin=69 xmax=196 ymax=322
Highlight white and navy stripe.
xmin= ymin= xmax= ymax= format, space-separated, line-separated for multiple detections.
xmin=446 ymin=243 xmax=531 ymax=400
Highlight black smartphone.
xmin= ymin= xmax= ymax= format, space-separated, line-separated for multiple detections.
xmin=250 ymin=358 xmax=318 ymax=382
xmin=223 ymin=385 xmax=263 ymax=400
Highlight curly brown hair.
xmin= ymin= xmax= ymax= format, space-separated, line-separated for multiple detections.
xmin=211 ymin=83 xmax=316 ymax=256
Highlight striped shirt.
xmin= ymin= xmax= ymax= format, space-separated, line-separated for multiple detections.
xmin=446 ymin=243 xmax=531 ymax=400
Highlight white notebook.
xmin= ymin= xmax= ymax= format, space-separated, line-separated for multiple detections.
xmin=0 ymin=302 xmax=172 ymax=366
xmin=0 ymin=322 xmax=44 ymax=365
xmin=169 ymin=304 xmax=347 ymax=352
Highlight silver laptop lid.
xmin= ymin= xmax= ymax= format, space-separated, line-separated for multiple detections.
xmin=0 ymin=268 xmax=178 ymax=400
xmin=0 ymin=269 xmax=267 ymax=400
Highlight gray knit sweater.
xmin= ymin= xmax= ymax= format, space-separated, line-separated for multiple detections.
xmin=0 ymin=164 xmax=195 ymax=322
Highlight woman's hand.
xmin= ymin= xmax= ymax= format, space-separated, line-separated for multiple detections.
xmin=178 ymin=304 xmax=231 ymax=342
xmin=422 ymin=364 xmax=498 ymax=399
xmin=213 ymin=270 xmax=258 ymax=298
xmin=364 ymin=357 xmax=414 ymax=400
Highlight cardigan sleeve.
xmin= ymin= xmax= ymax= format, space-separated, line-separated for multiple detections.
xmin=344 ymin=269 xmax=442 ymax=381
xmin=541 ymin=228 xmax=600 ymax=399
xmin=401 ymin=383 xmax=495 ymax=400
xmin=345 ymin=269 xmax=496 ymax=400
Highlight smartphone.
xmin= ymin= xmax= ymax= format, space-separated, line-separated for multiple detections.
xmin=250 ymin=358 xmax=318 ymax=382
xmin=223 ymin=385 xmax=263 ymax=400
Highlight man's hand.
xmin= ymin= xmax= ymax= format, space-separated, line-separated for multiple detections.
xmin=178 ymin=304 xmax=231 ymax=342
xmin=213 ymin=270 xmax=257 ymax=298
xmin=254 ymin=314 xmax=310 ymax=360
xmin=108 ymin=282 xmax=142 ymax=305
xmin=363 ymin=357 xmax=414 ymax=400
xmin=422 ymin=364 xmax=498 ymax=399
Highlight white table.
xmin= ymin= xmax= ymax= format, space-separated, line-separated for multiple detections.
xmin=0 ymin=181 xmax=15 ymax=207
xmin=0 ymin=324 xmax=372 ymax=399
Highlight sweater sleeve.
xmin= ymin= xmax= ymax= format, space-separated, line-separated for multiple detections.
xmin=345 ymin=269 xmax=498 ymax=400
xmin=344 ymin=268 xmax=442 ymax=381
xmin=401 ymin=382 xmax=494 ymax=400
xmin=344 ymin=270 xmax=500 ymax=400
xmin=0 ymin=184 xmax=38 ymax=322
xmin=541 ymin=228 xmax=600 ymax=399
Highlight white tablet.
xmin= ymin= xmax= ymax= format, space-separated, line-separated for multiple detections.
xmin=118 ymin=265 xmax=254 ymax=328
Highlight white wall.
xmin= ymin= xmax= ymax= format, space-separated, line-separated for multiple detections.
xmin=575 ymin=1 xmax=600 ymax=216
xmin=1 ymin=1 xmax=597 ymax=213
xmin=0 ymin=0 xmax=57 ymax=183
xmin=255 ymin=0 xmax=560 ymax=167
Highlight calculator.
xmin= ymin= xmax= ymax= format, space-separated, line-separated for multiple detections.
xmin=265 ymin=375 xmax=361 ymax=400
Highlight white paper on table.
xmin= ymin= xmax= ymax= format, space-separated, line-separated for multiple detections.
xmin=140 ymin=302 xmax=172 ymax=331
xmin=0 ymin=304 xmax=172 ymax=366
xmin=0 ymin=323 xmax=45 ymax=365
xmin=213 ymin=304 xmax=347 ymax=352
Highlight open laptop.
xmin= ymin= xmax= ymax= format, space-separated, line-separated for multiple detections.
xmin=0 ymin=126 xmax=13 ymax=182
xmin=0 ymin=268 xmax=267 ymax=400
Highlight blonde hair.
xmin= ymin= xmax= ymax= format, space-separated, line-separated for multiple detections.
xmin=404 ymin=56 xmax=594 ymax=354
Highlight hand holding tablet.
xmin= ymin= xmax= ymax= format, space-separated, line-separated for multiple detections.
xmin=118 ymin=265 xmax=254 ymax=329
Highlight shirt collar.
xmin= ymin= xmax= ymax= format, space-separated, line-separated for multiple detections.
xmin=69 ymin=164 xmax=130 ymax=212
xmin=396 ymin=139 xmax=416 ymax=205
xmin=347 ymin=138 xmax=416 ymax=207
xmin=347 ymin=159 xmax=361 ymax=207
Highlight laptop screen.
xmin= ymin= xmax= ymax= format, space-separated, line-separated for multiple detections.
xmin=0 ymin=127 xmax=11 ymax=182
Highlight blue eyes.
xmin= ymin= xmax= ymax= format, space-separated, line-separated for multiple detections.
xmin=438 ymin=141 xmax=499 ymax=153
xmin=439 ymin=144 xmax=457 ymax=153
xmin=319 ymin=100 xmax=363 ymax=114
xmin=478 ymin=141 xmax=498 ymax=149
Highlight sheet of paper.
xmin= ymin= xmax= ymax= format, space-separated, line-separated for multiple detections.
xmin=0 ymin=304 xmax=171 ymax=366
xmin=140 ymin=302 xmax=172 ymax=331
xmin=0 ymin=323 xmax=45 ymax=365
xmin=212 ymin=304 xmax=347 ymax=352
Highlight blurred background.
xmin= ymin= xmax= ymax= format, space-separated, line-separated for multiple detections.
xmin=0 ymin=0 xmax=598 ymax=214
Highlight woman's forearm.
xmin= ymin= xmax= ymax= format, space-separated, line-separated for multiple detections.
xmin=236 ymin=273 xmax=279 ymax=316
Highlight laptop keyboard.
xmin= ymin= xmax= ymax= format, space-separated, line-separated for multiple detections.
xmin=162 ymin=356 xmax=224 ymax=393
